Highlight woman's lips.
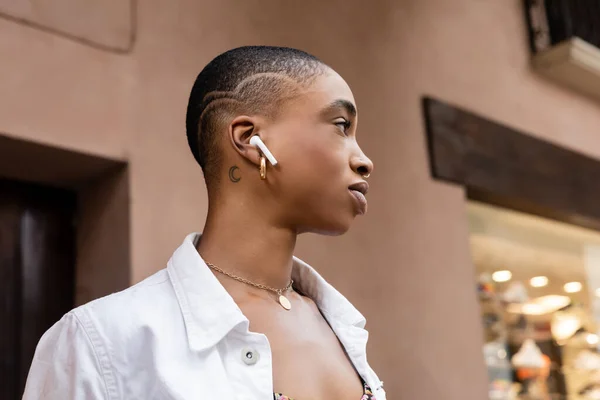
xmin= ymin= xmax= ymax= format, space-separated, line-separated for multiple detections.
xmin=349 ymin=189 xmax=368 ymax=215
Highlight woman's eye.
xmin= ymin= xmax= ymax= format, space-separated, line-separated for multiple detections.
xmin=334 ymin=120 xmax=351 ymax=133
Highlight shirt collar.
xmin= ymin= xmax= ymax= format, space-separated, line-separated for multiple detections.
xmin=167 ymin=233 xmax=366 ymax=352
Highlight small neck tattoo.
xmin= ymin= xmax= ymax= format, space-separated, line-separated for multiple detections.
xmin=228 ymin=166 xmax=241 ymax=183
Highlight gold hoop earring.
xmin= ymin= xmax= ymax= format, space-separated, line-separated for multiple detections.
xmin=260 ymin=156 xmax=267 ymax=180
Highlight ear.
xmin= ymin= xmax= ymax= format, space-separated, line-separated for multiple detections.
xmin=227 ymin=115 xmax=263 ymax=166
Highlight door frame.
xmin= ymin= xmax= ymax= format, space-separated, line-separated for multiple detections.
xmin=0 ymin=133 xmax=130 ymax=305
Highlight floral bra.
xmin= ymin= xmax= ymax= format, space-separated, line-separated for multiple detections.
xmin=274 ymin=381 xmax=376 ymax=400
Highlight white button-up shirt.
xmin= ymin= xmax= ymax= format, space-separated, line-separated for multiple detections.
xmin=23 ymin=233 xmax=386 ymax=400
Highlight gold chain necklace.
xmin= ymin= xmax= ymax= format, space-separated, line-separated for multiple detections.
xmin=205 ymin=261 xmax=294 ymax=310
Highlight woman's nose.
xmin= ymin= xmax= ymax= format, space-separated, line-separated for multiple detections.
xmin=351 ymin=150 xmax=374 ymax=179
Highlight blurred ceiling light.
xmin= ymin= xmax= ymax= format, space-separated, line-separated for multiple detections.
xmin=507 ymin=295 xmax=570 ymax=315
xmin=530 ymin=276 xmax=549 ymax=288
xmin=541 ymin=295 xmax=572 ymax=310
xmin=595 ymin=288 xmax=600 ymax=298
xmin=564 ymin=282 xmax=583 ymax=293
xmin=521 ymin=304 xmax=544 ymax=315
xmin=492 ymin=270 xmax=512 ymax=283
xmin=587 ymin=334 xmax=599 ymax=346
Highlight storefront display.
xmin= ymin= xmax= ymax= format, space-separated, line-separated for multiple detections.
xmin=469 ymin=202 xmax=600 ymax=400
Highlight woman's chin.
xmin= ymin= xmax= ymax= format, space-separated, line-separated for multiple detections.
xmin=309 ymin=229 xmax=347 ymax=237
xmin=300 ymin=218 xmax=354 ymax=236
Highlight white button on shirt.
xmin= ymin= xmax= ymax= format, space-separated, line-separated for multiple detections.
xmin=23 ymin=233 xmax=386 ymax=400
xmin=242 ymin=347 xmax=260 ymax=366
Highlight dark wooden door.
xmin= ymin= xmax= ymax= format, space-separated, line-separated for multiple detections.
xmin=0 ymin=178 xmax=76 ymax=399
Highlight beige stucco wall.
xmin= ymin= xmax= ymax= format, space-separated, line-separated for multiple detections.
xmin=3 ymin=0 xmax=600 ymax=398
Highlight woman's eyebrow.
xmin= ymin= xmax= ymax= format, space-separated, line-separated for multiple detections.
xmin=320 ymin=99 xmax=357 ymax=117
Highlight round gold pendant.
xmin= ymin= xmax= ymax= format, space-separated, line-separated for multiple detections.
xmin=278 ymin=295 xmax=291 ymax=310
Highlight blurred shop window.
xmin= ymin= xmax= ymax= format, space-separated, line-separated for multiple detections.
xmin=469 ymin=201 xmax=600 ymax=400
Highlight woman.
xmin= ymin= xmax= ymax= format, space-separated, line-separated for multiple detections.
xmin=23 ymin=46 xmax=385 ymax=400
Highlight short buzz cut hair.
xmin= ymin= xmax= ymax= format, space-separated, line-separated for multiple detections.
xmin=185 ymin=46 xmax=328 ymax=187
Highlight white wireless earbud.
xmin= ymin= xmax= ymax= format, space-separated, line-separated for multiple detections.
xmin=250 ymin=136 xmax=278 ymax=166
